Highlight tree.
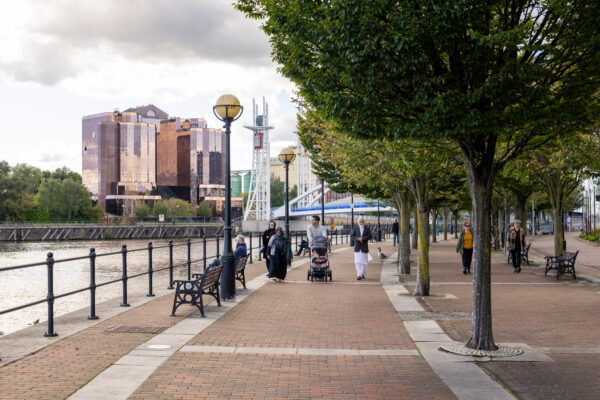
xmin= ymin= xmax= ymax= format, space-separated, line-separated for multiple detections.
xmin=134 ymin=203 xmax=150 ymax=219
xmin=237 ymin=0 xmax=600 ymax=351
xmin=152 ymin=200 xmax=169 ymax=218
xmin=528 ymin=132 xmax=600 ymax=255
xmin=196 ymin=201 xmax=213 ymax=217
xmin=270 ymin=174 xmax=286 ymax=208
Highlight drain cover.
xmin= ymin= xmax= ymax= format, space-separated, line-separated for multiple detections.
xmin=105 ymin=326 xmax=165 ymax=334
xmin=440 ymin=343 xmax=523 ymax=357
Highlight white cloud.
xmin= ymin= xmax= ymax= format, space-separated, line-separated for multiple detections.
xmin=0 ymin=0 xmax=300 ymax=173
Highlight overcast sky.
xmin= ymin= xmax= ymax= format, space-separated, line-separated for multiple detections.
xmin=0 ymin=0 xmax=298 ymax=173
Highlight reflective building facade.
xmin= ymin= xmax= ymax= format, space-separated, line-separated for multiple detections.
xmin=83 ymin=105 xmax=230 ymax=215
xmin=82 ymin=105 xmax=167 ymax=211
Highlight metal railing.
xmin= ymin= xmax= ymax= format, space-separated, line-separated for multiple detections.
xmin=0 ymin=225 xmax=389 ymax=338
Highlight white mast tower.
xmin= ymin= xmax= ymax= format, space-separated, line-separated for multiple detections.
xmin=244 ymin=97 xmax=272 ymax=221
xmin=296 ymin=139 xmax=319 ymax=206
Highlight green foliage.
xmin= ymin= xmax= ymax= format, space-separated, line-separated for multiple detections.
xmin=152 ymin=200 xmax=169 ymax=218
xmin=196 ymin=201 xmax=213 ymax=217
xmin=153 ymin=198 xmax=196 ymax=218
xmin=0 ymin=162 xmax=92 ymax=222
xmin=270 ymin=174 xmax=285 ymax=208
xmin=133 ymin=203 xmax=150 ymax=219
xmin=34 ymin=177 xmax=92 ymax=221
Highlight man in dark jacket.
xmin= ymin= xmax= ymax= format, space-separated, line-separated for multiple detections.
xmin=350 ymin=217 xmax=373 ymax=280
xmin=392 ymin=218 xmax=399 ymax=246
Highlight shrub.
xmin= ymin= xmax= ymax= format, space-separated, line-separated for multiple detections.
xmin=133 ymin=203 xmax=150 ymax=219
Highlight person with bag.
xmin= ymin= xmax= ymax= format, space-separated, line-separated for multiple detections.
xmin=350 ymin=217 xmax=373 ymax=280
xmin=456 ymin=222 xmax=473 ymax=274
xmin=267 ymin=227 xmax=291 ymax=281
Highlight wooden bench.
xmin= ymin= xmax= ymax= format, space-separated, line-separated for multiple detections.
xmin=507 ymin=243 xmax=532 ymax=265
xmin=235 ymin=256 xmax=249 ymax=289
xmin=544 ymin=250 xmax=579 ymax=280
xmin=171 ymin=264 xmax=223 ymax=317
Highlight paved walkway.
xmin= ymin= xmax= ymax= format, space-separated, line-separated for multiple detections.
xmin=1 ymin=234 xmax=599 ymax=399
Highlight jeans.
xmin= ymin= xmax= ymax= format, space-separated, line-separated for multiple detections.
xmin=461 ymin=248 xmax=473 ymax=271
xmin=393 ymin=233 xmax=398 ymax=246
xmin=511 ymin=248 xmax=521 ymax=270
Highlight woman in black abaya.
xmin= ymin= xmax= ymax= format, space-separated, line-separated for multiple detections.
xmin=267 ymin=228 xmax=289 ymax=282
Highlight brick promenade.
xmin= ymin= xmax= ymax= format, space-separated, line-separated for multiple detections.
xmin=409 ymin=235 xmax=600 ymax=400
xmin=1 ymin=233 xmax=599 ymax=399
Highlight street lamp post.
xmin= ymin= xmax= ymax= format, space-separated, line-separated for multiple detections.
xmin=213 ymin=94 xmax=243 ymax=300
xmin=321 ymin=179 xmax=325 ymax=226
xmin=350 ymin=194 xmax=354 ymax=246
xmin=278 ymin=147 xmax=296 ymax=265
xmin=377 ymin=200 xmax=381 ymax=241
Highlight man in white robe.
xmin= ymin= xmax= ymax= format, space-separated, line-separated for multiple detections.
xmin=350 ymin=217 xmax=372 ymax=280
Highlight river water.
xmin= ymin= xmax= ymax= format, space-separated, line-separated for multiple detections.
xmin=0 ymin=238 xmax=231 ymax=336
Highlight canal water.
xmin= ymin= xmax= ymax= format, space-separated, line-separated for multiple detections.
xmin=0 ymin=238 xmax=231 ymax=336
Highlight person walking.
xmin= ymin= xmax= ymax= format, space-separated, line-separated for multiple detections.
xmin=307 ymin=215 xmax=327 ymax=256
xmin=456 ymin=222 xmax=473 ymax=274
xmin=234 ymin=235 xmax=247 ymax=262
xmin=392 ymin=218 xmax=399 ymax=246
xmin=267 ymin=227 xmax=290 ymax=281
xmin=507 ymin=219 xmax=526 ymax=273
xmin=262 ymin=220 xmax=277 ymax=273
xmin=351 ymin=217 xmax=372 ymax=280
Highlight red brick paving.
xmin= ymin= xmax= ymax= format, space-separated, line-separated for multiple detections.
xmin=130 ymin=353 xmax=456 ymax=400
xmin=0 ymin=250 xmax=277 ymax=400
xmin=413 ymin=238 xmax=600 ymax=400
xmin=130 ymin=241 xmax=458 ymax=399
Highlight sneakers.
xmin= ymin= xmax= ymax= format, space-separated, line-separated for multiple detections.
xmin=463 ymin=269 xmax=467 ymax=275
xmin=357 ymin=276 xmax=362 ymax=280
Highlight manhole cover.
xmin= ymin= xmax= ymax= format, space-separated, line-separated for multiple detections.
xmin=439 ymin=343 xmax=523 ymax=357
xmin=105 ymin=326 xmax=165 ymax=334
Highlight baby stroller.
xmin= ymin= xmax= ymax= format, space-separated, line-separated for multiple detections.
xmin=307 ymin=235 xmax=332 ymax=282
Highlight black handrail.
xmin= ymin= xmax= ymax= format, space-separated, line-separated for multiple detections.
xmin=0 ymin=229 xmax=349 ymax=338
xmin=0 ymin=235 xmax=229 ymax=337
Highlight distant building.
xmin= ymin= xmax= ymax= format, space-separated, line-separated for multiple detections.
xmin=82 ymin=104 xmax=168 ymax=212
xmin=84 ymin=105 xmax=235 ymax=216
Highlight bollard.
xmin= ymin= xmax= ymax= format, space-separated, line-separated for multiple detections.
xmin=147 ymin=242 xmax=155 ymax=297
xmin=187 ymin=238 xmax=192 ymax=280
xmin=120 ymin=245 xmax=130 ymax=306
xmin=203 ymin=235 xmax=207 ymax=272
xmin=295 ymin=232 xmax=298 ymax=252
xmin=167 ymin=240 xmax=174 ymax=289
xmin=335 ymin=230 xmax=338 ymax=245
xmin=88 ymin=248 xmax=99 ymax=320
xmin=44 ymin=252 xmax=58 ymax=337
xmin=248 ymin=232 xmax=253 ymax=264
xmin=216 ymin=235 xmax=220 ymax=258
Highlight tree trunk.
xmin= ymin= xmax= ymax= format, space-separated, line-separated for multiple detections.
xmin=553 ymin=206 xmax=564 ymax=256
xmin=412 ymin=205 xmax=418 ymax=249
xmin=465 ymin=167 xmax=498 ymax=351
xmin=453 ymin=210 xmax=458 ymax=239
xmin=515 ymin=193 xmax=528 ymax=225
xmin=399 ymin=191 xmax=412 ymax=274
xmin=431 ymin=209 xmax=438 ymax=243
xmin=414 ymin=208 xmax=430 ymax=296
xmin=443 ymin=209 xmax=448 ymax=240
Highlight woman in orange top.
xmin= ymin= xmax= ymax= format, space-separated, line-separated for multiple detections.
xmin=456 ymin=222 xmax=473 ymax=274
